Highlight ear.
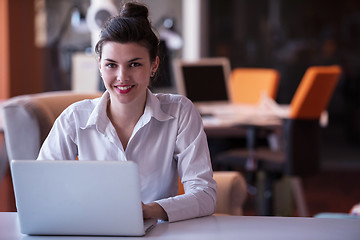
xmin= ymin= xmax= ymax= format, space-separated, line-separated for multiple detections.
xmin=98 ymin=59 xmax=102 ymax=77
xmin=151 ymin=56 xmax=160 ymax=74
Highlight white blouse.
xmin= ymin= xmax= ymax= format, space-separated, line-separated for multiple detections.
xmin=37 ymin=89 xmax=217 ymax=222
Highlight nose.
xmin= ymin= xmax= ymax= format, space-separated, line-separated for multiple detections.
xmin=116 ymin=67 xmax=128 ymax=81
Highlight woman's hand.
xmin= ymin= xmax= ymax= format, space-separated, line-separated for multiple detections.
xmin=142 ymin=202 xmax=168 ymax=221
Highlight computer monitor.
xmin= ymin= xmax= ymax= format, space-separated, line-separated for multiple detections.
xmin=174 ymin=57 xmax=231 ymax=102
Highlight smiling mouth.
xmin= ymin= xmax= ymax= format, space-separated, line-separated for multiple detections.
xmin=117 ymin=85 xmax=133 ymax=90
xmin=116 ymin=85 xmax=134 ymax=93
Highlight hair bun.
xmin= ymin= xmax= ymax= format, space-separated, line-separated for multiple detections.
xmin=120 ymin=2 xmax=149 ymax=20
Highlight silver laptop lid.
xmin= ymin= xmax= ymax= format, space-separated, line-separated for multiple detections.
xmin=11 ymin=160 xmax=149 ymax=236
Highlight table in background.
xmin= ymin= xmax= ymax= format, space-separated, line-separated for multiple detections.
xmin=197 ymin=101 xmax=285 ymax=166
xmin=1 ymin=212 xmax=360 ymax=240
xmin=197 ymin=101 xmax=285 ymax=135
xmin=197 ymin=102 xmax=292 ymax=216
xmin=197 ymin=101 xmax=285 ymax=165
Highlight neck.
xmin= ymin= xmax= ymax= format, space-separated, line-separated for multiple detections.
xmin=107 ymin=91 xmax=147 ymax=127
xmin=107 ymin=96 xmax=146 ymax=128
xmin=106 ymin=94 xmax=147 ymax=151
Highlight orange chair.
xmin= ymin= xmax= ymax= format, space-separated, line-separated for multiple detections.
xmin=229 ymin=68 xmax=280 ymax=104
xmin=289 ymin=65 xmax=341 ymax=119
xmin=215 ymin=65 xmax=342 ymax=216
xmin=254 ymin=65 xmax=342 ymax=216
xmin=256 ymin=65 xmax=342 ymax=174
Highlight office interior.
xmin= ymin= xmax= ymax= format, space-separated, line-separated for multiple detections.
xmin=0 ymin=0 xmax=359 ymax=217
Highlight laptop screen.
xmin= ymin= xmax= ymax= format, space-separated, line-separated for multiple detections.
xmin=174 ymin=58 xmax=231 ymax=102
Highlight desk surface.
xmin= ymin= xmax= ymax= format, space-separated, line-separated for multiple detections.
xmin=1 ymin=212 xmax=360 ymax=240
xmin=196 ymin=101 xmax=289 ymax=127
xmin=196 ymin=102 xmax=287 ymax=138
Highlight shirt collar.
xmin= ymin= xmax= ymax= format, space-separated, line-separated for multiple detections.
xmin=83 ymin=89 xmax=173 ymax=132
xmin=144 ymin=89 xmax=174 ymax=122
xmin=82 ymin=91 xmax=110 ymax=132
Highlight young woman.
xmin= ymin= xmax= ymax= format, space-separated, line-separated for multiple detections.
xmin=37 ymin=2 xmax=217 ymax=222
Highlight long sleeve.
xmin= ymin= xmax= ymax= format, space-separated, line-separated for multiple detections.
xmin=155 ymin=98 xmax=217 ymax=222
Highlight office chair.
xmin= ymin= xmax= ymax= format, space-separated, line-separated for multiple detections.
xmin=215 ymin=65 xmax=342 ymax=216
xmin=1 ymin=91 xmax=248 ymax=215
xmin=212 ymin=67 xmax=280 ymax=191
xmin=215 ymin=67 xmax=280 ymax=169
xmin=257 ymin=65 xmax=342 ymax=175
xmin=255 ymin=65 xmax=341 ymax=215
xmin=212 ymin=67 xmax=280 ymax=168
xmin=229 ymin=68 xmax=280 ymax=104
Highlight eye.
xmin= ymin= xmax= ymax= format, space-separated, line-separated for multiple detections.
xmin=105 ymin=63 xmax=117 ymax=68
xmin=130 ymin=62 xmax=141 ymax=67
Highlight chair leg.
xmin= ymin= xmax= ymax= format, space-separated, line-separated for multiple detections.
xmin=290 ymin=176 xmax=309 ymax=217
xmin=273 ymin=176 xmax=309 ymax=217
xmin=273 ymin=176 xmax=294 ymax=216
xmin=256 ymin=173 xmax=309 ymax=217
xmin=256 ymin=171 xmax=275 ymax=216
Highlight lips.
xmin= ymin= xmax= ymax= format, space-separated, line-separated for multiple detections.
xmin=115 ymin=85 xmax=134 ymax=94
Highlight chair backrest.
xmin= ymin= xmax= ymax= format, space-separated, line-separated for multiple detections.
xmin=229 ymin=68 xmax=280 ymax=104
xmin=178 ymin=172 xmax=247 ymax=216
xmin=1 ymin=91 xmax=102 ymax=160
xmin=289 ymin=65 xmax=341 ymax=119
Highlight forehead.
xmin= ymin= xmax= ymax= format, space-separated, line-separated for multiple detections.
xmin=101 ymin=41 xmax=150 ymax=60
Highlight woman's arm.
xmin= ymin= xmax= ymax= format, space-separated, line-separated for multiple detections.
xmin=154 ymin=99 xmax=217 ymax=222
xmin=142 ymin=202 xmax=168 ymax=221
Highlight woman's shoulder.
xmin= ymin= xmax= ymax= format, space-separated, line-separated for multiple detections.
xmin=66 ymin=97 xmax=100 ymax=112
xmin=59 ymin=97 xmax=101 ymax=119
xmin=154 ymin=92 xmax=193 ymax=106
xmin=151 ymin=92 xmax=199 ymax=117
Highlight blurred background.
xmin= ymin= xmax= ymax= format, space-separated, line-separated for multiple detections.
xmin=0 ymin=0 xmax=359 ymax=215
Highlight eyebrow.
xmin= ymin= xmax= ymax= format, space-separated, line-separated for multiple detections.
xmin=128 ymin=58 xmax=142 ymax=62
xmin=103 ymin=58 xmax=116 ymax=63
xmin=103 ymin=58 xmax=143 ymax=63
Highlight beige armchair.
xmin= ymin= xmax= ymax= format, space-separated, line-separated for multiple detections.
xmin=1 ymin=91 xmax=247 ymax=215
xmin=2 ymin=91 xmax=102 ymax=160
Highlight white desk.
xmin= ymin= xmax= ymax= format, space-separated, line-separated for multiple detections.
xmin=196 ymin=101 xmax=286 ymax=128
xmin=197 ymin=101 xmax=286 ymax=142
xmin=197 ymin=101 xmax=328 ymax=136
xmin=1 ymin=212 xmax=359 ymax=240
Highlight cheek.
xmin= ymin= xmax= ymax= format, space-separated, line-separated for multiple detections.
xmin=101 ymin=69 xmax=115 ymax=79
xmin=140 ymin=73 xmax=151 ymax=85
xmin=101 ymin=73 xmax=114 ymax=86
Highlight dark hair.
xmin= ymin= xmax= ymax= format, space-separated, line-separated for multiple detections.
xmin=95 ymin=2 xmax=159 ymax=62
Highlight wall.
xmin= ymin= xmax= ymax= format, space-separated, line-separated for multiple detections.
xmin=0 ymin=0 xmax=45 ymax=99
xmin=0 ymin=0 xmax=10 ymax=99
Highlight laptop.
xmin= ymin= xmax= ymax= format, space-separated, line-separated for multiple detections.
xmin=173 ymin=57 xmax=231 ymax=103
xmin=10 ymin=160 xmax=157 ymax=236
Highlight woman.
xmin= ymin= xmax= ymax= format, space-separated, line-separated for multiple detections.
xmin=37 ymin=2 xmax=217 ymax=222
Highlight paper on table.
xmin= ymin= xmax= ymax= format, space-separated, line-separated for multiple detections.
xmin=258 ymin=92 xmax=290 ymax=118
xmin=258 ymin=92 xmax=329 ymax=127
